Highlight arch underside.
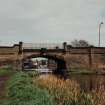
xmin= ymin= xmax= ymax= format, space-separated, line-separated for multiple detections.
xmin=23 ymin=54 xmax=67 ymax=71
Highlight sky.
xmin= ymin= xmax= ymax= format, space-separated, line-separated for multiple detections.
xmin=0 ymin=0 xmax=105 ymax=46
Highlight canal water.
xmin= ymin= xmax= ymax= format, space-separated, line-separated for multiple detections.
xmin=68 ymin=74 xmax=105 ymax=92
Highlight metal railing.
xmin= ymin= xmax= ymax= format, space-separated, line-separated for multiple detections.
xmin=23 ymin=43 xmax=63 ymax=49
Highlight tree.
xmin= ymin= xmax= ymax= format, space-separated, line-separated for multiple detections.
xmin=71 ymin=39 xmax=92 ymax=47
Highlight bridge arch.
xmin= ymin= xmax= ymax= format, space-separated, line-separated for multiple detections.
xmin=22 ymin=54 xmax=67 ymax=73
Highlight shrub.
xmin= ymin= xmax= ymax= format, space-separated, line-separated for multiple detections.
xmin=6 ymin=72 xmax=55 ymax=105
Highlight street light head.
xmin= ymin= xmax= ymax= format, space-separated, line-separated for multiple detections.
xmin=101 ymin=22 xmax=104 ymax=24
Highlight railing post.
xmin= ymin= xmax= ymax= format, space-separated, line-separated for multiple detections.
xmin=63 ymin=42 xmax=67 ymax=51
xmin=19 ymin=42 xmax=23 ymax=54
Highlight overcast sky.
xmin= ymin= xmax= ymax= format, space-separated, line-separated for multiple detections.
xmin=0 ymin=0 xmax=105 ymax=46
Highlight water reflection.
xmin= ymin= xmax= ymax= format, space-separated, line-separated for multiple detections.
xmin=68 ymin=74 xmax=105 ymax=92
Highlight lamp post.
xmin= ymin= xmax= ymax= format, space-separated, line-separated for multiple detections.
xmin=98 ymin=22 xmax=104 ymax=47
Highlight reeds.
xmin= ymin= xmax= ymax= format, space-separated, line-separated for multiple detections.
xmin=33 ymin=75 xmax=105 ymax=105
xmin=33 ymin=75 xmax=80 ymax=105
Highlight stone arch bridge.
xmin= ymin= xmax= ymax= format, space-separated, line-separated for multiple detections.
xmin=0 ymin=42 xmax=105 ymax=71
